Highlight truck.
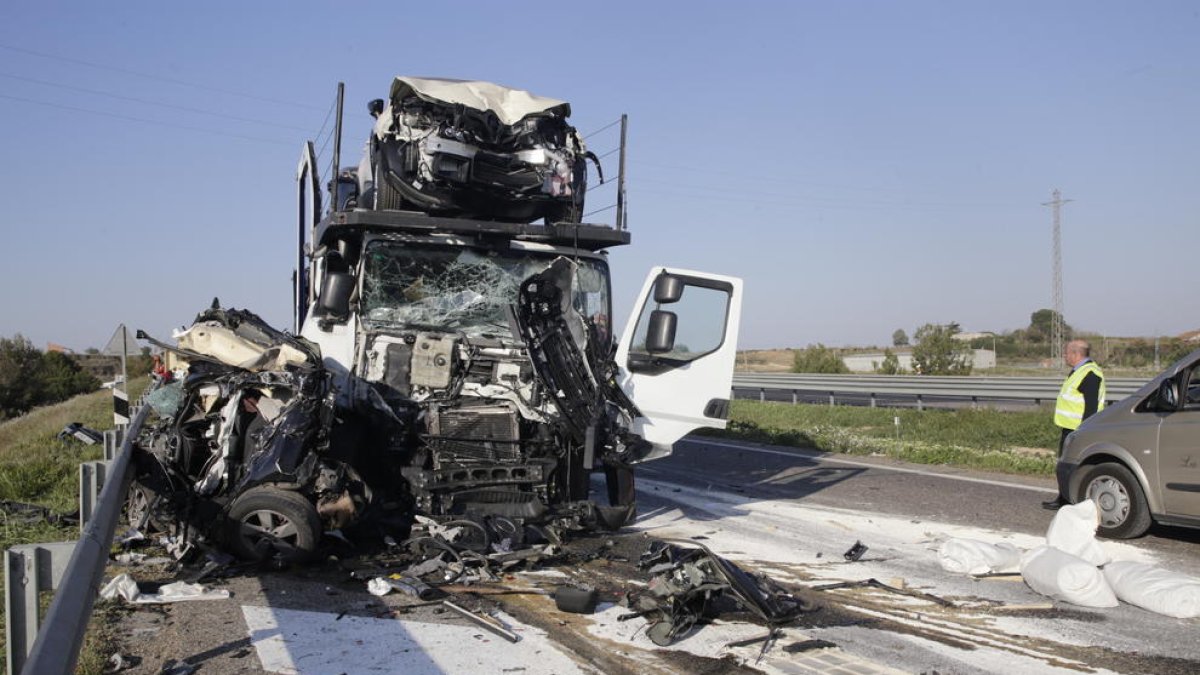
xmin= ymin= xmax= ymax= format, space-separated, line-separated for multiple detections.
xmin=130 ymin=78 xmax=742 ymax=561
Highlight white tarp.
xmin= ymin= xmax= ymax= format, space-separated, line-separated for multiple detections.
xmin=1020 ymin=546 xmax=1118 ymax=608
xmin=937 ymin=538 xmax=1021 ymax=575
xmin=389 ymin=77 xmax=567 ymax=126
xmin=1045 ymin=499 xmax=1110 ymax=566
xmin=1102 ymin=561 xmax=1200 ymax=618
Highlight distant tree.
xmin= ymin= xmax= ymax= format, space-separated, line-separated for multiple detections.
xmin=126 ymin=346 xmax=154 ymax=376
xmin=1028 ymin=309 xmax=1072 ymax=343
xmin=792 ymin=344 xmax=850 ymax=374
xmin=0 ymin=335 xmax=46 ymax=419
xmin=911 ymin=323 xmax=973 ymax=375
xmin=39 ymin=351 xmax=99 ymax=401
xmin=877 ymin=348 xmax=904 ymax=375
xmin=892 ymin=329 xmax=909 ymax=347
xmin=84 ymin=347 xmax=100 ymax=355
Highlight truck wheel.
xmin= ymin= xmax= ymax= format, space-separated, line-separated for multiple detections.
xmin=226 ymin=488 xmax=322 ymax=562
xmin=1079 ymin=462 xmax=1152 ymax=539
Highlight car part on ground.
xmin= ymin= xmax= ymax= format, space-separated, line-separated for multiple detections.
xmin=622 ymin=540 xmax=813 ymax=646
xmin=58 ymin=422 xmax=103 ymax=445
xmin=356 ymin=77 xmax=600 ymax=223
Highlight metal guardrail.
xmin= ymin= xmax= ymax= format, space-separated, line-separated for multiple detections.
xmin=732 ymin=373 xmax=1150 ymax=409
xmin=4 ymin=388 xmax=154 ymax=675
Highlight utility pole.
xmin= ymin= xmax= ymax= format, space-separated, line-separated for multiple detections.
xmin=1043 ymin=189 xmax=1072 ymax=368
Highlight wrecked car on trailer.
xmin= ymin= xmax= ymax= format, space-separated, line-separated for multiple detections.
xmin=352 ymin=77 xmax=601 ymax=223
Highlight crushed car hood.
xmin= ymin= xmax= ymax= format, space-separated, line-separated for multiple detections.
xmin=174 ymin=306 xmax=321 ymax=372
xmin=386 ymin=76 xmax=569 ymax=126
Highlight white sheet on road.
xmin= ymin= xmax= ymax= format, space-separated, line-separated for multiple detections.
xmin=1020 ymin=546 xmax=1118 ymax=608
xmin=938 ymin=538 xmax=1022 ymax=575
xmin=1103 ymin=561 xmax=1200 ymax=618
xmin=241 ymin=605 xmax=583 ymax=675
xmin=1045 ymin=500 xmax=1111 ymax=567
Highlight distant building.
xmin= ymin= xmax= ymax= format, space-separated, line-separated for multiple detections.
xmin=841 ymin=349 xmax=996 ymax=373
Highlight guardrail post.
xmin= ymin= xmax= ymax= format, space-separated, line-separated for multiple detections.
xmin=5 ymin=542 xmax=77 ymax=675
xmin=870 ymin=393 xmax=877 ymax=408
xmin=791 ymin=390 xmax=797 ymax=405
xmin=917 ymin=394 xmax=924 ymax=411
xmin=79 ymin=461 xmax=108 ymax=532
xmin=972 ymin=396 xmax=978 ymax=410
xmin=828 ymin=391 xmax=835 ymax=407
xmin=759 ymin=388 xmax=765 ymax=402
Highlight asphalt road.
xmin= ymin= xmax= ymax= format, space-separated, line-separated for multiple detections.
xmin=101 ymin=437 xmax=1200 ymax=675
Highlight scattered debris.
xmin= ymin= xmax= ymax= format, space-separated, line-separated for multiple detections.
xmin=57 ymin=422 xmax=102 ymax=445
xmin=783 ymin=639 xmax=838 ymax=653
xmin=1045 ymin=500 xmax=1110 ymax=566
xmin=553 ymin=586 xmax=598 ymax=614
xmin=843 ymin=540 xmax=868 ymax=562
xmin=0 ymin=500 xmax=78 ymax=526
xmin=100 ymin=573 xmax=230 ymax=604
xmin=622 ymin=540 xmax=813 ymax=646
xmin=1020 ymin=547 xmax=1117 ymax=608
xmin=442 ymin=600 xmax=521 ymax=643
xmin=811 ymin=578 xmax=954 ymax=608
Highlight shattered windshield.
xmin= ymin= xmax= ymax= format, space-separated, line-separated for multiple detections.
xmin=361 ymin=241 xmax=610 ymax=337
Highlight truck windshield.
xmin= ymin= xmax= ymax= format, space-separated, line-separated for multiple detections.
xmin=361 ymin=242 xmax=611 ymax=339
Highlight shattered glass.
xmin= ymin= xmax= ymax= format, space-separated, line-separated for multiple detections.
xmin=361 ymin=242 xmax=609 ymax=338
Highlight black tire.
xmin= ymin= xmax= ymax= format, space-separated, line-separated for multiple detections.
xmin=1077 ymin=462 xmax=1152 ymax=539
xmin=226 ymin=488 xmax=322 ymax=562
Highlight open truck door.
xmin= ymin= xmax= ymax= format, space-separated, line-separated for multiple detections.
xmin=615 ymin=268 xmax=742 ymax=462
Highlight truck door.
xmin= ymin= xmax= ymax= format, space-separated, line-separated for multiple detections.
xmin=614 ymin=267 xmax=742 ymax=462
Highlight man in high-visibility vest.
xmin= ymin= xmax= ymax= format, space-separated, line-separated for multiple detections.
xmin=1043 ymin=339 xmax=1106 ymax=510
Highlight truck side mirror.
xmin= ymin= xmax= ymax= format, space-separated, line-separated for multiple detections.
xmin=653 ymin=274 xmax=684 ymax=304
xmin=318 ymin=272 xmax=355 ymax=319
xmin=368 ymin=99 xmax=385 ymax=118
xmin=1158 ymin=379 xmax=1180 ymax=411
xmin=645 ymin=310 xmax=677 ymax=353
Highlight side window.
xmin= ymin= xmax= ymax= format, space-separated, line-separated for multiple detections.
xmin=1184 ymin=364 xmax=1200 ymax=411
xmin=629 ymin=279 xmax=730 ymax=362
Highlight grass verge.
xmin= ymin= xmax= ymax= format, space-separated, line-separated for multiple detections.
xmin=0 ymin=378 xmax=148 ymax=671
xmin=703 ymin=400 xmax=1059 ymax=476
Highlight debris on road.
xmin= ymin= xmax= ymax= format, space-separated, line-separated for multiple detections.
xmin=1045 ymin=500 xmax=1110 ymax=566
xmin=100 ymin=573 xmax=231 ymax=604
xmin=442 ymin=600 xmax=521 ymax=643
xmin=811 ymin=577 xmax=954 ymax=608
xmin=843 ymin=540 xmax=868 ymax=562
xmin=553 ymin=586 xmax=598 ymax=614
xmin=622 ymin=540 xmax=812 ymax=646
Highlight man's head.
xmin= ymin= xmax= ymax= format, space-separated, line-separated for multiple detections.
xmin=1065 ymin=339 xmax=1091 ymax=368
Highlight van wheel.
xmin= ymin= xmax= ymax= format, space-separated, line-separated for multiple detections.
xmin=226 ymin=488 xmax=321 ymax=562
xmin=1079 ymin=462 xmax=1152 ymax=539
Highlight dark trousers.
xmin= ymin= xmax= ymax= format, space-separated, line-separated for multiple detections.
xmin=1053 ymin=427 xmax=1072 ymax=501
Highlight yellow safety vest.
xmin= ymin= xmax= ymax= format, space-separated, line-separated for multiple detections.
xmin=1054 ymin=361 xmax=1106 ymax=430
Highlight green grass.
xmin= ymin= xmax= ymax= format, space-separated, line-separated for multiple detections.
xmin=0 ymin=377 xmax=148 ymax=673
xmin=704 ymin=400 xmax=1060 ymax=476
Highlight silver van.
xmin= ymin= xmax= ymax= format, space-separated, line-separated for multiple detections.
xmin=1059 ymin=348 xmax=1200 ymax=538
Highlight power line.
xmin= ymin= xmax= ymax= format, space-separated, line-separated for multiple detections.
xmin=582 ymin=118 xmax=621 ymax=139
xmin=0 ymin=71 xmax=311 ymax=131
xmin=583 ymin=204 xmax=617 ymax=217
xmin=0 ymin=93 xmax=293 ymax=146
xmin=0 ymin=42 xmax=323 ymax=110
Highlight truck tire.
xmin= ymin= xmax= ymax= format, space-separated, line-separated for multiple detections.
xmin=226 ymin=488 xmax=322 ymax=562
xmin=1078 ymin=462 xmax=1152 ymax=539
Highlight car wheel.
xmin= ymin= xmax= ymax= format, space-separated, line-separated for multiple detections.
xmin=1078 ymin=462 xmax=1152 ymax=539
xmin=226 ymin=488 xmax=321 ymax=562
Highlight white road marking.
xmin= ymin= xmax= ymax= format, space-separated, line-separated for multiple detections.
xmin=681 ymin=437 xmax=1057 ymax=494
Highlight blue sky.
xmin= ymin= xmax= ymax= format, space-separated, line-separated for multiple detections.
xmin=1 ymin=1 xmax=1197 ymax=351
